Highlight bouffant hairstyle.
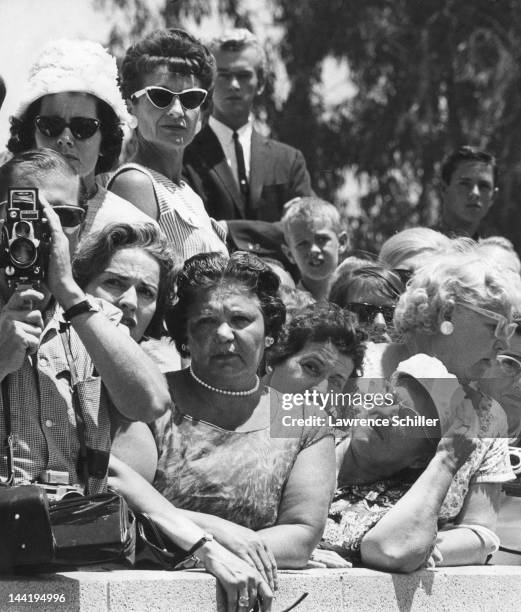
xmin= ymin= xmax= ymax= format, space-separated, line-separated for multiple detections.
xmin=7 ymin=98 xmax=123 ymax=175
xmin=379 ymin=228 xmax=452 ymax=271
xmin=73 ymin=223 xmax=179 ymax=339
xmin=166 ymin=251 xmax=286 ymax=358
xmin=329 ymin=266 xmax=405 ymax=308
xmin=119 ymin=28 xmax=216 ymax=110
xmin=394 ymin=253 xmax=521 ymax=337
xmin=266 ymin=302 xmax=366 ymax=377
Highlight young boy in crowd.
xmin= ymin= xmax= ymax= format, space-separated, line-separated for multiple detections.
xmin=281 ymin=197 xmax=348 ymax=301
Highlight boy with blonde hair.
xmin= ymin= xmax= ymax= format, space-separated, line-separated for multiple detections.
xmin=282 ymin=197 xmax=348 ymax=300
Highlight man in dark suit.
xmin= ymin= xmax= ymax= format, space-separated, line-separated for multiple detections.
xmin=184 ymin=29 xmax=313 ymax=223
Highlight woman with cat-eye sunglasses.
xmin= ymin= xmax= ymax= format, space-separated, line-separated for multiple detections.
xmin=107 ymin=28 xmax=228 ymax=263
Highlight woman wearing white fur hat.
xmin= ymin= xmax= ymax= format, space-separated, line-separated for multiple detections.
xmin=7 ymin=39 xmax=152 ymax=236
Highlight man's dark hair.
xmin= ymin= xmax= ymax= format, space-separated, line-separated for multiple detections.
xmin=441 ymin=146 xmax=498 ymax=186
xmin=0 ymin=148 xmax=80 ymax=202
xmin=120 ymin=28 xmax=216 ymax=111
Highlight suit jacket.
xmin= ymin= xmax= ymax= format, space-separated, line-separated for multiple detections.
xmin=184 ymin=124 xmax=313 ymax=222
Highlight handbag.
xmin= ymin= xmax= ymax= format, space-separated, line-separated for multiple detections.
xmin=134 ymin=512 xmax=193 ymax=570
xmin=0 ymin=329 xmax=135 ymax=572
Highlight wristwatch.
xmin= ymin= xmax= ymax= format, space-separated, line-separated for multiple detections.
xmin=188 ymin=533 xmax=214 ymax=555
xmin=63 ymin=299 xmax=99 ymax=322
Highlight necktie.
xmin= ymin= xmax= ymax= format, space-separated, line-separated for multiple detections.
xmin=233 ymin=131 xmax=249 ymax=203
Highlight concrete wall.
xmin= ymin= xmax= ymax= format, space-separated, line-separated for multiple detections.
xmin=1 ymin=566 xmax=520 ymax=611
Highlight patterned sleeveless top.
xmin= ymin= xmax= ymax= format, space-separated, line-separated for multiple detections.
xmin=108 ymin=163 xmax=228 ymax=262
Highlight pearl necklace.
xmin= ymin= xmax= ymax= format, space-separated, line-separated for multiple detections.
xmin=189 ymin=365 xmax=260 ymax=396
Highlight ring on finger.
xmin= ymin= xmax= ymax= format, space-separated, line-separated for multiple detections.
xmin=238 ymin=594 xmax=249 ymax=606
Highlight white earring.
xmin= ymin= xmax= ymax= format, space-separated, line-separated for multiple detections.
xmin=265 ymin=336 xmax=274 ymax=347
xmin=440 ymin=321 xmax=454 ymax=336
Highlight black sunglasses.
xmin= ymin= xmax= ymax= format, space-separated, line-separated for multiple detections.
xmin=346 ymin=302 xmax=395 ymax=325
xmin=132 ymin=86 xmax=208 ymax=110
xmin=52 ymin=205 xmax=85 ymax=228
xmin=35 ymin=115 xmax=101 ymax=140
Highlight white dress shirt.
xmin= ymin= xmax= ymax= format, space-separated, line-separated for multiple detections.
xmin=209 ymin=116 xmax=253 ymax=186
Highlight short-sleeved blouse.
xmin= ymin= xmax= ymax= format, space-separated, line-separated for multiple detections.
xmin=323 ymin=353 xmax=515 ymax=560
xmin=152 ymin=387 xmax=333 ymax=530
xmin=108 ymin=163 xmax=228 ymax=262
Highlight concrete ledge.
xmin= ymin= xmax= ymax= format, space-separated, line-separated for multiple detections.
xmin=1 ymin=566 xmax=520 ymax=611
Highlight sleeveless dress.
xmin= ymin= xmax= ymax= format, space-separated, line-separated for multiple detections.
xmin=108 ymin=163 xmax=228 ymax=262
xmin=322 ymin=353 xmax=514 ymax=563
xmin=151 ymin=387 xmax=333 ymax=530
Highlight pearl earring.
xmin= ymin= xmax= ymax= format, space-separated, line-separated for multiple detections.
xmin=440 ymin=321 xmax=454 ymax=336
xmin=265 ymin=336 xmax=274 ymax=347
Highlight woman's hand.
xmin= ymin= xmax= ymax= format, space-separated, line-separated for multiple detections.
xmin=210 ymin=522 xmax=278 ymax=592
xmin=306 ymin=549 xmax=352 ymax=569
xmin=436 ymin=397 xmax=479 ymax=472
xmin=196 ymin=540 xmax=273 ymax=612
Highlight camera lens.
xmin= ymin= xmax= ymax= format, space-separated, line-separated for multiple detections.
xmin=15 ymin=221 xmax=31 ymax=237
xmin=10 ymin=237 xmax=37 ymax=267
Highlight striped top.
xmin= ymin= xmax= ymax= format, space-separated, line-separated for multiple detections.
xmin=108 ymin=163 xmax=228 ymax=262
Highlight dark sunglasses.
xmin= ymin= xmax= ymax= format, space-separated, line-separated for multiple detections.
xmin=35 ymin=115 xmax=101 ymax=140
xmin=132 ymin=86 xmax=208 ymax=110
xmin=346 ymin=302 xmax=396 ymax=325
xmin=52 ymin=205 xmax=85 ymax=228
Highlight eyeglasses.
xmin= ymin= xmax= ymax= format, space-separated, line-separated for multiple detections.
xmin=35 ymin=115 xmax=101 ymax=140
xmin=346 ymin=302 xmax=395 ymax=326
xmin=497 ymin=354 xmax=521 ymax=377
xmin=457 ymin=302 xmax=517 ymax=340
xmin=0 ymin=202 xmax=84 ymax=227
xmin=131 ymin=86 xmax=208 ymax=110
xmin=393 ymin=268 xmax=413 ymax=285
xmin=52 ymin=205 xmax=85 ymax=228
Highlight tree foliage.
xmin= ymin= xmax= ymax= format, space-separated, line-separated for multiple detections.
xmin=96 ymin=0 xmax=521 ymax=252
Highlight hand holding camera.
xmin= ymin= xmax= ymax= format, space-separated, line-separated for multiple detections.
xmin=0 ymin=288 xmax=44 ymax=378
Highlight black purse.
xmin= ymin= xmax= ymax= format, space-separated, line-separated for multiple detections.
xmin=134 ymin=512 xmax=193 ymax=570
xmin=0 ymin=329 xmax=135 ymax=572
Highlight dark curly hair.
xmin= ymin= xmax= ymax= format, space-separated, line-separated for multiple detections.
xmin=73 ymin=222 xmax=180 ymax=339
xmin=266 ymin=302 xmax=367 ymax=377
xmin=166 ymin=251 xmax=286 ymax=358
xmin=7 ymin=98 xmax=123 ymax=174
xmin=119 ymin=28 xmax=216 ymax=111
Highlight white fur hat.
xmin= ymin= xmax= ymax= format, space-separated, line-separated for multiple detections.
xmin=14 ymin=39 xmax=132 ymax=126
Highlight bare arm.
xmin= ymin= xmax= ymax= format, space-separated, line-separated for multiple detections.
xmin=109 ymin=456 xmax=273 ymax=612
xmin=42 ymin=197 xmax=170 ymax=422
xmin=436 ymin=482 xmax=501 ymax=566
xmin=109 ymin=169 xmax=159 ymax=221
xmin=360 ymin=451 xmax=458 ymax=572
xmin=258 ymin=435 xmax=336 ymax=567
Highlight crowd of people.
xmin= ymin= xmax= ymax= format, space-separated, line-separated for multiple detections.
xmin=1 ymin=24 xmax=521 ymax=612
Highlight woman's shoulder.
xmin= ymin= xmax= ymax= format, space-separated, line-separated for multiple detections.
xmin=86 ymin=185 xmax=158 ymax=234
xmin=107 ymin=163 xmax=158 ymax=220
xmin=268 ymin=387 xmax=335 ymax=447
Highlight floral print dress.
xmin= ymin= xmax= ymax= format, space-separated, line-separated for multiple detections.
xmin=323 ymin=353 xmax=514 ymax=563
